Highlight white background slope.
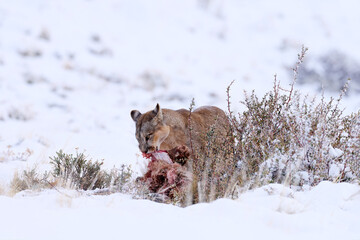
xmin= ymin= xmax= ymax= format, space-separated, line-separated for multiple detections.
xmin=0 ymin=0 xmax=359 ymax=239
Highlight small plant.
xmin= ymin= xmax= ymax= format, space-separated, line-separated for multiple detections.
xmin=50 ymin=150 xmax=105 ymax=190
xmin=104 ymin=164 xmax=134 ymax=193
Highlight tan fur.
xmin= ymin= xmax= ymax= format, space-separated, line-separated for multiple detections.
xmin=131 ymin=104 xmax=230 ymax=154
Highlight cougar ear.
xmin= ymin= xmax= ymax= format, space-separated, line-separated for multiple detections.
xmin=131 ymin=110 xmax=142 ymax=122
xmin=152 ymin=103 xmax=163 ymax=121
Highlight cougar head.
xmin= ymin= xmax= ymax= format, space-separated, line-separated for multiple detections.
xmin=131 ymin=103 xmax=170 ymax=153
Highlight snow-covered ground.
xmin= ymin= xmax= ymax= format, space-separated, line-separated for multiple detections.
xmin=0 ymin=0 xmax=359 ymax=239
xmin=1 ymin=182 xmax=359 ymax=240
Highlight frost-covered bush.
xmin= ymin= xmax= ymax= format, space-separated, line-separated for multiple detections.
xmin=227 ymin=47 xmax=360 ymax=191
xmin=230 ymin=81 xmax=359 ymax=190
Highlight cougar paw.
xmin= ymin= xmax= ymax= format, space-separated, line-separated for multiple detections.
xmin=168 ymin=145 xmax=190 ymax=165
xmin=174 ymin=157 xmax=187 ymax=166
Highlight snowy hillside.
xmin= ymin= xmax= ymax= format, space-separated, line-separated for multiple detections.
xmin=0 ymin=0 xmax=359 ymax=239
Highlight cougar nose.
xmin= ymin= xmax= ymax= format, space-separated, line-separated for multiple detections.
xmin=140 ymin=145 xmax=147 ymax=153
xmin=145 ymin=147 xmax=149 ymax=153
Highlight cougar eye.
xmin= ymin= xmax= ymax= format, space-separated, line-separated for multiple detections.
xmin=145 ymin=133 xmax=152 ymax=141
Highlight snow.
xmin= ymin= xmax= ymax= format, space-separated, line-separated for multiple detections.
xmin=0 ymin=182 xmax=359 ymax=240
xmin=1 ymin=0 xmax=360 ymax=239
xmin=329 ymin=146 xmax=344 ymax=158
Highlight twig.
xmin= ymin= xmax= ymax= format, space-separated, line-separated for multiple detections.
xmin=188 ymin=98 xmax=195 ymax=157
xmin=45 ymin=180 xmax=73 ymax=198
xmin=286 ymin=45 xmax=308 ymax=106
xmin=226 ymin=80 xmax=242 ymax=135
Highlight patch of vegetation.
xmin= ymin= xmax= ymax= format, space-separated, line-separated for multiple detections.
xmin=50 ymin=150 xmax=134 ymax=191
xmin=9 ymin=150 xmax=134 ymax=195
xmin=228 ymin=47 xmax=360 ymax=191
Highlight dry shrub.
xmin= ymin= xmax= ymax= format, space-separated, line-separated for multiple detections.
xmin=0 ymin=147 xmax=33 ymax=162
xmin=229 ymin=80 xmax=359 ymax=190
xmin=50 ymin=150 xmax=105 ymax=190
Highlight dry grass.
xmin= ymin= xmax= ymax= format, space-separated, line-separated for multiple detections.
xmin=0 ymin=183 xmax=5 ymax=195
xmin=9 ymin=167 xmax=50 ymax=196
